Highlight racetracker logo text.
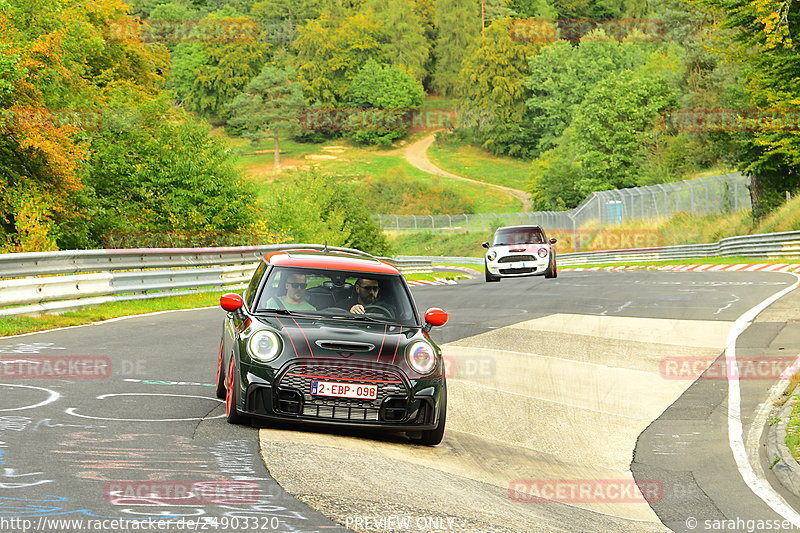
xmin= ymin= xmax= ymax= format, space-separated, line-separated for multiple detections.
xmin=660 ymin=356 xmax=800 ymax=380
xmin=104 ymin=481 xmax=261 ymax=505
xmin=508 ymin=479 xmax=664 ymax=503
xmin=0 ymin=356 xmax=111 ymax=379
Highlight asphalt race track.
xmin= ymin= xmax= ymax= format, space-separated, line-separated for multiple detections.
xmin=1 ymin=270 xmax=799 ymax=533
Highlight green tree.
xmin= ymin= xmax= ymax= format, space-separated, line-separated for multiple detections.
xmin=227 ymin=65 xmax=305 ymax=168
xmin=433 ymin=0 xmax=480 ymax=95
xmin=525 ymin=35 xmax=651 ymax=155
xmin=292 ymin=9 xmax=383 ymax=104
xmin=347 ymin=59 xmax=425 ymax=145
xmin=170 ymin=12 xmax=269 ymax=118
xmin=262 ymin=171 xmax=390 ymax=255
xmin=458 ymin=18 xmax=542 ymax=157
xmin=695 ymin=0 xmax=800 ymax=217
xmin=365 ymin=0 xmax=430 ymax=82
xmin=82 ymin=95 xmax=256 ymax=246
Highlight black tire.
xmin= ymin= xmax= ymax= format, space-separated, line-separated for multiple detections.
xmin=225 ymin=357 xmax=248 ymax=425
xmin=413 ymin=385 xmax=447 ymax=446
xmin=544 ymin=254 xmax=557 ymax=279
xmin=215 ymin=342 xmax=226 ymax=400
xmin=485 ymin=261 xmax=500 ymax=282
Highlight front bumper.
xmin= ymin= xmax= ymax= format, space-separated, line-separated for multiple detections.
xmin=486 ymin=257 xmax=549 ymax=277
xmin=239 ymin=360 xmax=444 ymax=430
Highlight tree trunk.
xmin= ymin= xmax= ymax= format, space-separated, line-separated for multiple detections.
xmin=273 ymin=135 xmax=280 ymax=169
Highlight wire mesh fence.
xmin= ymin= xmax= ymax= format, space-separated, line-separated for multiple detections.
xmin=375 ymin=173 xmax=751 ymax=232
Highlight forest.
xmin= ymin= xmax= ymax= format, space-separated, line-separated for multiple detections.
xmin=0 ymin=0 xmax=798 ymax=253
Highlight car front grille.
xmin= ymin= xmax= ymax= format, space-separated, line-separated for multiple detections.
xmin=499 ymin=267 xmax=537 ymax=274
xmin=275 ymin=361 xmax=409 ymax=422
xmin=498 ymin=255 xmax=537 ymax=263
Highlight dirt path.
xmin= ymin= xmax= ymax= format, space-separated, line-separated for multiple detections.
xmin=404 ymin=133 xmax=532 ymax=211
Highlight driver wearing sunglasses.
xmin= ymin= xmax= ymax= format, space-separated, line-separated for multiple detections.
xmin=349 ymin=278 xmax=381 ymax=314
xmin=266 ymin=273 xmax=315 ymax=311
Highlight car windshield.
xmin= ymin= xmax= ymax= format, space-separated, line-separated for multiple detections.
xmin=493 ymin=227 xmax=545 ymax=245
xmin=255 ymin=266 xmax=418 ymax=326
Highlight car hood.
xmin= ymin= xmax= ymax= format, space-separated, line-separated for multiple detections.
xmin=490 ymin=243 xmax=549 ymax=254
xmin=254 ymin=315 xmax=426 ymax=366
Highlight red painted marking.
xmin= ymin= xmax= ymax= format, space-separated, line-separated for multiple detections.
xmin=291 ymin=318 xmax=315 ymax=358
xmin=377 ymin=325 xmax=387 ymax=362
xmin=390 ymin=326 xmax=403 ymax=365
xmin=275 ymin=318 xmax=300 ymax=357
xmin=286 ymin=372 xmax=401 ymax=383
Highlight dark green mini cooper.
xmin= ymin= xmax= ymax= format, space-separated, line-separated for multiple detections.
xmin=215 ymin=247 xmax=449 ymax=445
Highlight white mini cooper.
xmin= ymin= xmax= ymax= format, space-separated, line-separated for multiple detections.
xmin=482 ymin=225 xmax=557 ymax=282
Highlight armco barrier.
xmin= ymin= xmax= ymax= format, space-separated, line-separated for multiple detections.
xmin=398 ymin=230 xmax=800 ymax=266
xmin=0 ymin=245 xmax=432 ymax=316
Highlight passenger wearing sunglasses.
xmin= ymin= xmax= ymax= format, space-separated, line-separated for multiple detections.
xmin=266 ymin=273 xmax=315 ymax=311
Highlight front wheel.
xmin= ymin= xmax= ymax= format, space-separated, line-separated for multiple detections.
xmin=215 ymin=341 xmax=226 ymax=399
xmin=225 ymin=357 xmax=248 ymax=425
xmin=411 ymin=386 xmax=447 ymax=446
xmin=544 ymin=255 xmax=557 ymax=279
xmin=485 ymin=261 xmax=500 ymax=283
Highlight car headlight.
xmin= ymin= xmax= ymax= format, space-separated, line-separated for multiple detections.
xmin=407 ymin=341 xmax=437 ymax=375
xmin=487 ymin=250 xmax=497 ymax=261
xmin=247 ymin=330 xmax=282 ymax=362
xmin=538 ymin=247 xmax=548 ymax=258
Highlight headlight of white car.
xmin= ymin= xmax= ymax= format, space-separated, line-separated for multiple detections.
xmin=407 ymin=341 xmax=437 ymax=375
xmin=538 ymin=247 xmax=548 ymax=258
xmin=248 ymin=330 xmax=282 ymax=362
xmin=487 ymin=250 xmax=497 ymax=261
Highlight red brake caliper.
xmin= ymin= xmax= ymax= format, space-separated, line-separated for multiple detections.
xmin=225 ymin=358 xmax=235 ymax=416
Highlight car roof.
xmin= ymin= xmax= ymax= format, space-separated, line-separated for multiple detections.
xmin=264 ymin=250 xmax=401 ymax=275
xmin=495 ymin=225 xmax=544 ymax=231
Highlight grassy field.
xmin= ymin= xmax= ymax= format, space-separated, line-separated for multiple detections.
xmin=223 ymin=125 xmax=522 ymax=214
xmin=427 ymin=139 xmax=532 ymax=191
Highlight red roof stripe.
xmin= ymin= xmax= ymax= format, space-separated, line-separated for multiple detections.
xmin=267 ymin=252 xmax=400 ymax=274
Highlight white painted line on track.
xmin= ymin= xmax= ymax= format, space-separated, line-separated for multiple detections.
xmin=726 ymin=272 xmax=800 ymax=525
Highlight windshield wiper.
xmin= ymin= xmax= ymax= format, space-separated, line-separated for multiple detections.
xmin=258 ymin=309 xmax=324 ymax=319
xmin=327 ymin=314 xmax=403 ymax=326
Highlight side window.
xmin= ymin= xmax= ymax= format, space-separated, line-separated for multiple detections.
xmin=245 ymin=263 xmax=268 ymax=308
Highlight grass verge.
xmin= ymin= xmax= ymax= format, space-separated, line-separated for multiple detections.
xmin=0 ymin=291 xmax=228 ymax=338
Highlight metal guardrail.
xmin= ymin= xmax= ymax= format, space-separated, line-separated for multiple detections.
xmin=0 ymin=245 xmax=433 ymax=316
xmin=398 ymin=230 xmax=800 ymax=267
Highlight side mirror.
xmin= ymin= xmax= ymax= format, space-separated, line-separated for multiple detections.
xmin=549 ymin=238 xmax=557 ymax=245
xmin=481 ymin=242 xmax=490 ymax=249
xmin=220 ymin=293 xmax=244 ymax=312
xmin=424 ymin=308 xmax=449 ymax=328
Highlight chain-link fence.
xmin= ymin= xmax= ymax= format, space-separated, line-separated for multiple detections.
xmin=375 ymin=173 xmax=750 ymax=231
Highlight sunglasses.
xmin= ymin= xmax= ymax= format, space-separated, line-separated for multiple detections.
xmin=358 ymin=285 xmax=379 ymax=292
xmin=287 ymin=282 xmax=307 ymax=289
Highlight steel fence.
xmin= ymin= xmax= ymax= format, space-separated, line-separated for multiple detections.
xmin=375 ymin=173 xmax=751 ymax=231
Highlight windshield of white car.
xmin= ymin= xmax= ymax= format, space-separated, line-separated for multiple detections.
xmin=493 ymin=228 xmax=545 ymax=245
